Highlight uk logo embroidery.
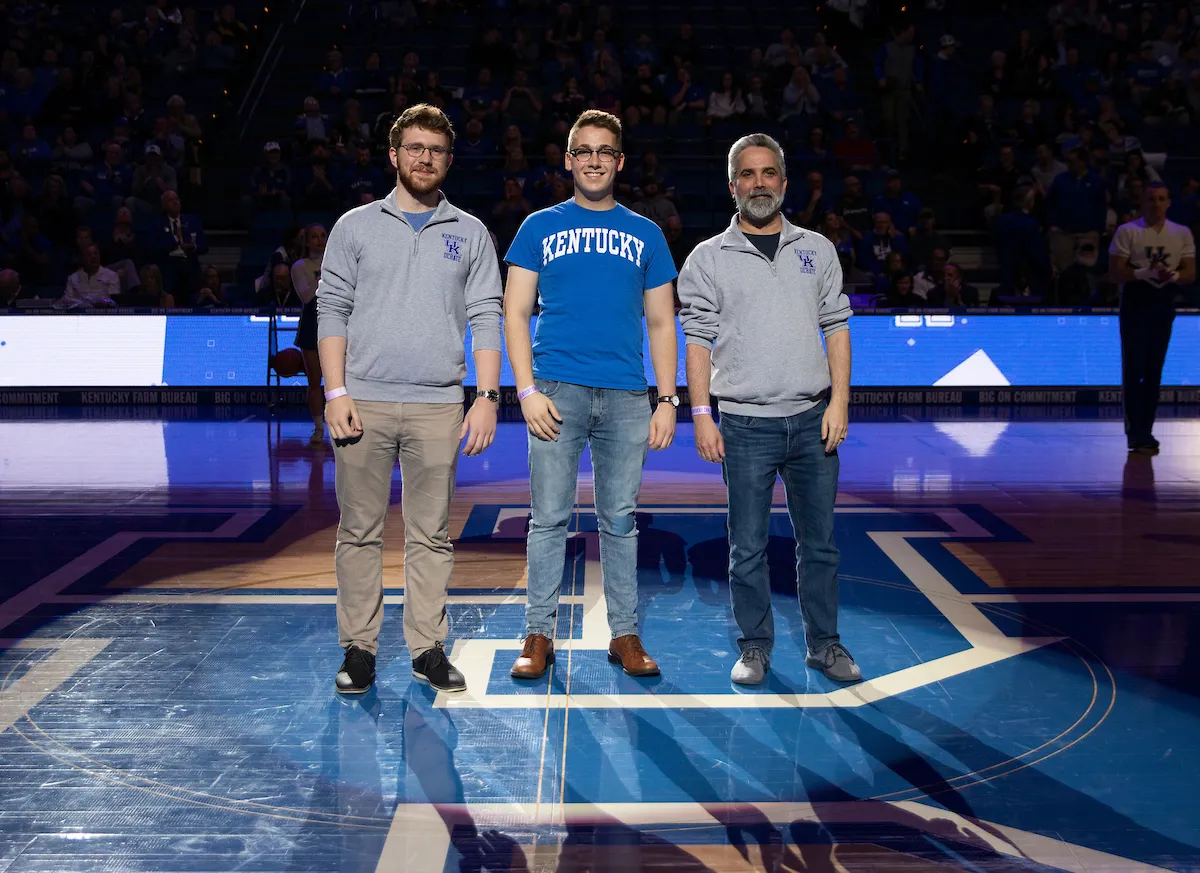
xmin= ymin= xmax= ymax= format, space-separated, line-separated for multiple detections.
xmin=443 ymin=233 xmax=466 ymax=262
xmin=796 ymin=249 xmax=818 ymax=274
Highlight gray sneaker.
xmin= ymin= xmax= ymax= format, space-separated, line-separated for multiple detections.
xmin=806 ymin=643 xmax=861 ymax=683
xmin=731 ymin=648 xmax=769 ymax=685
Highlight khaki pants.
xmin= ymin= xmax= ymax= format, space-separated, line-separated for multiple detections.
xmin=1049 ymin=229 xmax=1100 ymax=272
xmin=333 ymin=400 xmax=463 ymax=659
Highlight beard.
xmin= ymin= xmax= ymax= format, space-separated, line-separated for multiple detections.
xmin=397 ymin=162 xmax=444 ymax=196
xmin=735 ymin=186 xmax=784 ymax=222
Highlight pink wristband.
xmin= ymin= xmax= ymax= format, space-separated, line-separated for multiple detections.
xmin=517 ymin=385 xmax=539 ymax=401
xmin=691 ymin=405 xmax=713 ymax=416
xmin=324 ymin=386 xmax=348 ymax=402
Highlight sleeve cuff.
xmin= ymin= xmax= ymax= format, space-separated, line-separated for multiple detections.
xmin=470 ymin=334 xmax=504 ymax=353
xmin=820 ymin=322 xmax=850 ymax=339
xmin=684 ymin=335 xmax=714 ymax=350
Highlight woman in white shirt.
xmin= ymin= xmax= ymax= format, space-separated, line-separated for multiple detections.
xmin=707 ymin=71 xmax=746 ymax=121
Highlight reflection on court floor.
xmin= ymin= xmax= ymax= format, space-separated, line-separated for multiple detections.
xmin=1 ymin=412 xmax=1198 ymax=872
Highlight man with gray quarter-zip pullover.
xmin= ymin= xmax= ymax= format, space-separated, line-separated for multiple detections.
xmin=677 ymin=132 xmax=860 ymax=688
xmin=317 ymin=104 xmax=504 ymax=696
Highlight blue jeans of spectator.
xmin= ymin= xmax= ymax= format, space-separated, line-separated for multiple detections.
xmin=525 ymin=379 xmax=650 ymax=640
xmin=720 ymin=401 xmax=841 ymax=657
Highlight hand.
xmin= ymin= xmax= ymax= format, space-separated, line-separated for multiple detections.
xmin=693 ymin=415 xmax=724 ymax=463
xmin=460 ymin=398 xmax=497 ymax=455
xmin=521 ymin=392 xmax=562 ymax=441
xmin=326 ymin=394 xmax=363 ymax=441
xmin=648 ymin=402 xmax=676 ymax=450
xmin=821 ymin=399 xmax=849 ymax=454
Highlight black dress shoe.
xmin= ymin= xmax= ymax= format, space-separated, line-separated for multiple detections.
xmin=335 ymin=646 xmax=376 ymax=695
xmin=412 ymin=641 xmax=466 ymax=693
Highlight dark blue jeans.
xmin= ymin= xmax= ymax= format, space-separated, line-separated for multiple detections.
xmin=719 ymin=401 xmax=841 ymax=657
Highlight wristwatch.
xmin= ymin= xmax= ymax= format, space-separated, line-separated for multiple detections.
xmin=478 ymin=389 xmax=500 ymax=403
xmin=658 ymin=394 xmax=680 ymax=408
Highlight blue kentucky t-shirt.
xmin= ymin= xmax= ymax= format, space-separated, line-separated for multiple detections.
xmin=504 ymin=199 xmax=677 ymax=390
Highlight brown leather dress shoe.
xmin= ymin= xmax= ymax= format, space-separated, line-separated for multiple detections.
xmin=510 ymin=634 xmax=555 ymax=679
xmin=607 ymin=634 xmax=660 ymax=677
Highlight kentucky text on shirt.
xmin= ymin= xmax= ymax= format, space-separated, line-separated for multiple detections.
xmin=540 ymin=228 xmax=646 ymax=267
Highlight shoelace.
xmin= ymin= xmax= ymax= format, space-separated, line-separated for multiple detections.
xmin=425 ymin=642 xmax=448 ymax=669
xmin=344 ymin=647 xmax=372 ymax=677
xmin=823 ymin=643 xmax=853 ymax=666
xmin=740 ymin=648 xmax=765 ymax=664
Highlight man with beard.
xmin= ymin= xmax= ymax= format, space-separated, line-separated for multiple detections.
xmin=503 ymin=109 xmax=679 ymax=681
xmin=317 ymin=104 xmax=504 ymax=695
xmin=676 ymin=133 xmax=859 ymax=686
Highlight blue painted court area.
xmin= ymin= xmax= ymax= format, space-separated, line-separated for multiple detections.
xmin=1 ymin=411 xmax=1199 ymax=871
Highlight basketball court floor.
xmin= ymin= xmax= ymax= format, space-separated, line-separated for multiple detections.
xmin=2 ymin=407 xmax=1199 ymax=872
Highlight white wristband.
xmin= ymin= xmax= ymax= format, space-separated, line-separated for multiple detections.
xmin=324 ymin=386 xmax=348 ymax=402
xmin=1133 ymin=266 xmax=1156 ymax=281
xmin=691 ymin=405 xmax=713 ymax=416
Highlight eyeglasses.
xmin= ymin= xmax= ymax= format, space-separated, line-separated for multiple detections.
xmin=397 ymin=142 xmax=450 ymax=160
xmin=567 ymin=147 xmax=620 ymax=162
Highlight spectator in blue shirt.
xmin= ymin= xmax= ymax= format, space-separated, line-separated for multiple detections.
xmin=10 ymin=123 xmax=52 ymax=178
xmin=997 ymin=187 xmax=1052 ymax=296
xmin=463 ymin=68 xmax=502 ymax=128
xmin=872 ymin=170 xmax=922 ymax=237
xmin=0 ymin=69 xmax=47 ymax=119
xmin=1127 ymin=41 xmax=1167 ymax=100
xmin=74 ymin=143 xmax=133 ymax=217
xmin=317 ymin=50 xmax=355 ymax=104
xmin=1045 ymin=147 xmax=1108 ymax=272
xmin=858 ymin=211 xmax=910 ymax=276
xmin=667 ymin=67 xmax=707 ymax=124
xmin=339 ymin=145 xmax=385 ymax=207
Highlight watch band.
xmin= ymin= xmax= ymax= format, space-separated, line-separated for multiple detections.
xmin=691 ymin=405 xmax=713 ymax=416
xmin=324 ymin=386 xmax=348 ymax=402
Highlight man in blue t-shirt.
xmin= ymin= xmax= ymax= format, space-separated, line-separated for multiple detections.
xmin=503 ymin=109 xmax=679 ymax=681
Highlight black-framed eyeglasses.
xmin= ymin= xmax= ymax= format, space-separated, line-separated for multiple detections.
xmin=397 ymin=143 xmax=450 ymax=160
xmin=567 ymin=147 xmax=621 ymax=162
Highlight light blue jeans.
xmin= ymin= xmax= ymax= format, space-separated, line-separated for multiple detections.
xmin=525 ymin=378 xmax=651 ymax=639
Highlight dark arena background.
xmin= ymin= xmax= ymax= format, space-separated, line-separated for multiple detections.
xmin=3 ymin=0 xmax=1200 ymax=871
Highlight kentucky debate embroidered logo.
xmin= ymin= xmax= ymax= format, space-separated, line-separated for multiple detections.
xmin=796 ymin=249 xmax=818 ymax=274
xmin=443 ymin=233 xmax=466 ymax=262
